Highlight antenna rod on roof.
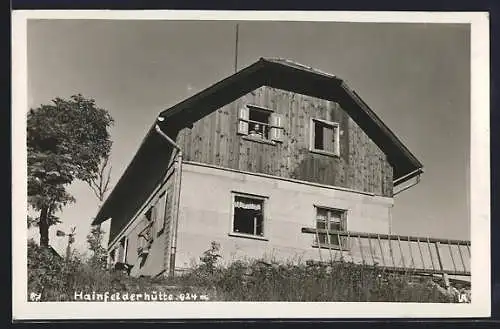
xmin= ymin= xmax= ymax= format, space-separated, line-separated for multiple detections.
xmin=234 ymin=23 xmax=239 ymax=73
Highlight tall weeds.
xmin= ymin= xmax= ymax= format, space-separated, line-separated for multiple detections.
xmin=27 ymin=239 xmax=459 ymax=302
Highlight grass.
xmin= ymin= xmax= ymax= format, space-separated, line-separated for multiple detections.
xmin=27 ymin=240 xmax=466 ymax=303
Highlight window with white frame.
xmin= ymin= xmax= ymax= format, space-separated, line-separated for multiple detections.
xmin=237 ymin=105 xmax=284 ymax=142
xmin=232 ymin=194 xmax=266 ymax=237
xmin=310 ymin=119 xmax=340 ymax=156
xmin=315 ymin=207 xmax=346 ymax=248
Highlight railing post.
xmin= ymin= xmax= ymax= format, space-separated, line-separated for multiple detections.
xmin=388 ymin=235 xmax=396 ymax=267
xmin=338 ymin=232 xmax=344 ymax=261
xmin=417 ymin=238 xmax=425 ymax=269
xmin=435 ymin=241 xmax=450 ymax=289
xmin=397 ymin=236 xmax=406 ymax=270
xmin=367 ymin=237 xmax=376 ymax=266
xmin=314 ymin=228 xmax=323 ymax=263
xmin=325 ymin=227 xmax=334 ymax=264
xmin=448 ymin=239 xmax=458 ymax=273
xmin=377 ymin=235 xmax=386 ymax=267
xmin=357 ymin=234 xmax=366 ymax=265
xmin=457 ymin=242 xmax=467 ymax=274
xmin=426 ymin=237 xmax=436 ymax=272
xmin=408 ymin=236 xmax=416 ymax=270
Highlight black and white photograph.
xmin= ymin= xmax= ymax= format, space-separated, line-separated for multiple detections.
xmin=12 ymin=10 xmax=490 ymax=319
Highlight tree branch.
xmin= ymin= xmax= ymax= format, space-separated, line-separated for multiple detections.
xmin=85 ymin=155 xmax=112 ymax=202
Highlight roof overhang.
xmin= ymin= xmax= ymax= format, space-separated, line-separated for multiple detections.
xmin=92 ymin=57 xmax=423 ymax=226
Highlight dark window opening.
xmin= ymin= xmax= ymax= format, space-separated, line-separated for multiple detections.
xmin=248 ymin=108 xmax=271 ymax=139
xmin=233 ymin=195 xmax=264 ymax=236
xmin=145 ymin=208 xmax=153 ymax=221
xmin=314 ymin=121 xmax=325 ymax=149
xmin=312 ymin=119 xmax=338 ymax=155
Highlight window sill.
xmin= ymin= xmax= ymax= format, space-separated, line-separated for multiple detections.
xmin=242 ymin=136 xmax=277 ymax=146
xmin=229 ymin=232 xmax=269 ymax=241
xmin=309 ymin=149 xmax=340 ymax=158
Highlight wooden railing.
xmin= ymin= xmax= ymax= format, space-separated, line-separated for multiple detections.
xmin=301 ymin=227 xmax=471 ymax=286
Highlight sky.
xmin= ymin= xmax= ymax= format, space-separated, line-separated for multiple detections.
xmin=26 ymin=19 xmax=471 ymax=256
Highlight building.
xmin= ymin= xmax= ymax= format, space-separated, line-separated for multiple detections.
xmin=92 ymin=58 xmax=423 ymax=277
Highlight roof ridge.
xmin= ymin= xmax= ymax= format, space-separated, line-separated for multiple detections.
xmin=262 ymin=57 xmax=337 ymax=79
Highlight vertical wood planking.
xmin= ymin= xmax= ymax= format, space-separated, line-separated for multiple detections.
xmin=183 ymin=127 xmax=192 ymax=162
xmin=214 ymin=109 xmax=222 ymax=166
xmin=179 ymin=85 xmax=393 ymax=197
xmin=229 ymin=100 xmax=239 ymax=170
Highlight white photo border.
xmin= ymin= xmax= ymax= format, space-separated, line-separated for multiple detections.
xmin=11 ymin=10 xmax=491 ymax=320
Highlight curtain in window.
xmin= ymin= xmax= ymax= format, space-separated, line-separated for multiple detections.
xmin=235 ymin=197 xmax=262 ymax=211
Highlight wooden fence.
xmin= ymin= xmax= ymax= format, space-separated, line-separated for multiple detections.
xmin=301 ymin=227 xmax=470 ymax=287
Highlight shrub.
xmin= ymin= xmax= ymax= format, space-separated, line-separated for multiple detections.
xmin=27 ymin=239 xmax=463 ymax=303
xmin=27 ymin=239 xmax=124 ymax=301
xmin=172 ymin=243 xmax=459 ymax=302
xmin=198 ymin=241 xmax=221 ymax=274
xmin=27 ymin=239 xmax=66 ymax=300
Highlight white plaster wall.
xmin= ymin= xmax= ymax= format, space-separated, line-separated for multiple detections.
xmin=175 ymin=162 xmax=394 ymax=270
xmin=126 ymin=220 xmax=167 ymax=277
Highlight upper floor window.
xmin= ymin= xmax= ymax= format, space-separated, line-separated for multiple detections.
xmin=238 ymin=105 xmax=284 ymax=143
xmin=310 ymin=118 xmax=340 ymax=156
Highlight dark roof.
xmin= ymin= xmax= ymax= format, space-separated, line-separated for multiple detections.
xmin=92 ymin=57 xmax=423 ymax=226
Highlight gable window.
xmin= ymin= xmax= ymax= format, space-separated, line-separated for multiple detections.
xmin=231 ymin=193 xmax=266 ymax=238
xmin=315 ymin=207 xmax=347 ymax=248
xmin=238 ymin=105 xmax=284 ymax=143
xmin=310 ymin=119 xmax=340 ymax=156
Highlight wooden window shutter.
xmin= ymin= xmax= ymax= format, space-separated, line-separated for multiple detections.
xmin=156 ymin=192 xmax=166 ymax=235
xmin=117 ymin=244 xmax=124 ymax=263
xmin=151 ymin=204 xmax=158 ymax=237
xmin=237 ymin=107 xmax=249 ymax=135
xmin=122 ymin=238 xmax=128 ymax=263
xmin=270 ymin=113 xmax=284 ymax=142
xmin=323 ymin=124 xmax=335 ymax=153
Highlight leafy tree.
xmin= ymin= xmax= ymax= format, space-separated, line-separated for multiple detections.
xmin=27 ymin=94 xmax=114 ymax=247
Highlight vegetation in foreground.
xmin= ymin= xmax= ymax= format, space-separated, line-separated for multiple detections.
xmin=28 ymin=240 xmax=469 ymax=303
